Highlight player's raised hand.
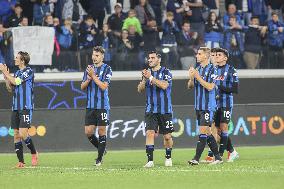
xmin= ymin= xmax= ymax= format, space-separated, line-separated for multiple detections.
xmin=142 ymin=69 xmax=151 ymax=79
xmin=87 ymin=66 xmax=95 ymax=79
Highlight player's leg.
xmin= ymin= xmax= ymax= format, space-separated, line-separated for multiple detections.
xmin=144 ymin=113 xmax=157 ymax=168
xmin=19 ymin=110 xmax=38 ymax=166
xmin=189 ymin=111 xmax=209 ymax=165
xmin=218 ymin=108 xmax=231 ymax=157
xmin=85 ymin=109 xmax=99 ymax=149
xmin=159 ymin=113 xmax=174 ymax=167
xmin=11 ymin=111 xmax=24 ymax=167
xmin=95 ymin=109 xmax=109 ymax=166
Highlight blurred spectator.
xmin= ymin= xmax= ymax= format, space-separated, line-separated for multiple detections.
xmin=266 ymin=0 xmax=284 ymax=22
xmin=122 ymin=9 xmax=143 ymax=35
xmin=225 ymin=0 xmax=253 ymax=25
xmin=53 ymin=17 xmax=60 ymax=26
xmin=243 ymin=16 xmax=267 ymax=69
xmin=148 ymin=0 xmax=162 ymax=26
xmin=223 ymin=15 xmax=245 ymax=69
xmin=115 ymin=29 xmax=134 ymax=70
xmin=223 ymin=4 xmax=242 ymax=27
xmin=143 ymin=18 xmax=160 ymax=53
xmin=20 ymin=16 xmax=29 ymax=26
xmin=107 ymin=3 xmax=127 ymax=38
xmin=127 ymin=24 xmax=144 ymax=69
xmin=43 ymin=14 xmax=54 ymax=26
xmin=251 ymin=0 xmax=268 ymax=25
xmin=79 ymin=16 xmax=98 ymax=49
xmin=58 ymin=18 xmax=73 ymax=50
xmin=161 ymin=11 xmax=180 ymax=69
xmin=176 ymin=21 xmax=198 ymax=69
xmin=267 ymin=12 xmax=284 ymax=68
xmin=204 ymin=11 xmax=223 ymax=48
xmin=62 ymin=0 xmax=86 ymax=25
xmin=166 ymin=0 xmax=187 ymax=29
xmin=134 ymin=0 xmax=155 ymax=29
xmin=185 ymin=0 xmax=205 ymax=43
xmin=7 ymin=3 xmax=23 ymax=27
xmin=33 ymin=0 xmax=51 ymax=25
xmin=0 ymin=0 xmax=18 ymax=25
xmin=19 ymin=0 xmax=34 ymax=25
xmin=202 ymin=0 xmax=220 ymax=17
xmin=97 ymin=23 xmax=115 ymax=67
xmin=88 ymin=0 xmax=107 ymax=30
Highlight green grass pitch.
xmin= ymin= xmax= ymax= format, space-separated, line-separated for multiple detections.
xmin=0 ymin=146 xmax=283 ymax=189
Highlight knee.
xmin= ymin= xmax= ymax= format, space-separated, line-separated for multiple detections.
xmin=163 ymin=134 xmax=172 ymax=142
xmin=98 ymin=127 xmax=106 ymax=136
xmin=14 ymin=130 xmax=21 ymax=141
xmin=85 ymin=127 xmax=94 ymax=137
xmin=146 ymin=130 xmax=155 ymax=138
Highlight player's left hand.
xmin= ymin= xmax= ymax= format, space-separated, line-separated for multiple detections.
xmin=142 ymin=69 xmax=151 ymax=79
xmin=87 ymin=66 xmax=96 ymax=79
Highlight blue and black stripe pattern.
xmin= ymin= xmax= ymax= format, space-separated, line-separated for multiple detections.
xmin=194 ymin=63 xmax=217 ymax=111
xmin=215 ymin=64 xmax=239 ymax=108
xmin=145 ymin=67 xmax=173 ymax=114
xmin=12 ymin=67 xmax=34 ymax=110
xmin=82 ymin=63 xmax=112 ymax=110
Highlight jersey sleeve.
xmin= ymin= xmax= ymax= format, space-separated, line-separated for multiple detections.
xmin=163 ymin=69 xmax=173 ymax=84
xmin=231 ymin=68 xmax=239 ymax=84
xmin=19 ymin=68 xmax=33 ymax=82
xmin=102 ymin=66 xmax=112 ymax=84
xmin=82 ymin=70 xmax=88 ymax=82
xmin=209 ymin=66 xmax=217 ymax=83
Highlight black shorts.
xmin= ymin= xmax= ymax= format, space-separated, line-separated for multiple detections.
xmin=145 ymin=113 xmax=174 ymax=135
xmin=214 ymin=108 xmax=232 ymax=127
xmin=85 ymin=109 xmax=109 ymax=126
xmin=11 ymin=110 xmax=33 ymax=129
xmin=196 ymin=110 xmax=214 ymax=126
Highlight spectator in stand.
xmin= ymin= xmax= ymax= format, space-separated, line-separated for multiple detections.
xmin=58 ymin=18 xmax=73 ymax=50
xmin=8 ymin=4 xmax=23 ymax=28
xmin=266 ymin=0 xmax=284 ymax=22
xmin=223 ymin=15 xmax=245 ymax=69
xmin=267 ymin=12 xmax=284 ymax=68
xmin=223 ymin=4 xmax=242 ymax=27
xmin=161 ymin=11 xmax=180 ymax=69
xmin=148 ymin=0 xmax=162 ymax=26
xmin=96 ymin=23 xmax=115 ymax=67
xmin=107 ymin=3 xmax=127 ymax=38
xmin=62 ymin=0 xmax=86 ymax=26
xmin=243 ymin=16 xmax=267 ymax=69
xmin=20 ymin=0 xmax=34 ymax=25
xmin=143 ymin=18 xmax=160 ymax=53
xmin=166 ymin=0 xmax=188 ymax=29
xmin=79 ymin=15 xmax=98 ymax=50
xmin=7 ymin=3 xmax=23 ymax=27
xmin=88 ymin=0 xmax=107 ymax=30
xmin=0 ymin=0 xmax=18 ymax=25
xmin=186 ymin=0 xmax=206 ymax=41
xmin=225 ymin=0 xmax=253 ymax=26
xmin=115 ymin=29 xmax=134 ymax=70
xmin=134 ymin=0 xmax=156 ymax=30
xmin=204 ymin=11 xmax=223 ymax=48
xmin=20 ymin=17 xmax=29 ymax=26
xmin=250 ymin=0 xmax=268 ymax=25
xmin=202 ymin=0 xmax=220 ymax=17
xmin=127 ymin=24 xmax=144 ymax=69
xmin=176 ymin=21 xmax=198 ymax=69
xmin=43 ymin=14 xmax=54 ymax=27
xmin=122 ymin=9 xmax=143 ymax=36
xmin=33 ymin=0 xmax=51 ymax=25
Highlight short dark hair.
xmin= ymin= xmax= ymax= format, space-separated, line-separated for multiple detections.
xmin=251 ymin=16 xmax=259 ymax=20
xmin=18 ymin=51 xmax=30 ymax=65
xmin=182 ymin=21 xmax=190 ymax=26
xmin=214 ymin=48 xmax=229 ymax=58
xmin=93 ymin=46 xmax=105 ymax=54
xmin=15 ymin=3 xmax=22 ymax=9
xmin=148 ymin=51 xmax=161 ymax=59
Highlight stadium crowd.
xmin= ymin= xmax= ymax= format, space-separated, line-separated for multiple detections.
xmin=0 ymin=0 xmax=284 ymax=72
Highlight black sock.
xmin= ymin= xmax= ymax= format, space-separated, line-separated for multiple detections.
xmin=97 ymin=135 xmax=106 ymax=161
xmin=227 ymin=137 xmax=234 ymax=153
xmin=219 ymin=132 xmax=228 ymax=156
xmin=88 ymin=134 xmax=99 ymax=149
xmin=146 ymin=145 xmax=154 ymax=162
xmin=194 ymin=134 xmax=207 ymax=161
xmin=15 ymin=141 xmax=24 ymax=163
xmin=165 ymin=148 xmax=172 ymax=159
xmin=24 ymin=137 xmax=36 ymax=154
xmin=207 ymin=134 xmax=222 ymax=160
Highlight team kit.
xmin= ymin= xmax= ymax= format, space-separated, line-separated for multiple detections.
xmin=0 ymin=45 xmax=239 ymax=168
